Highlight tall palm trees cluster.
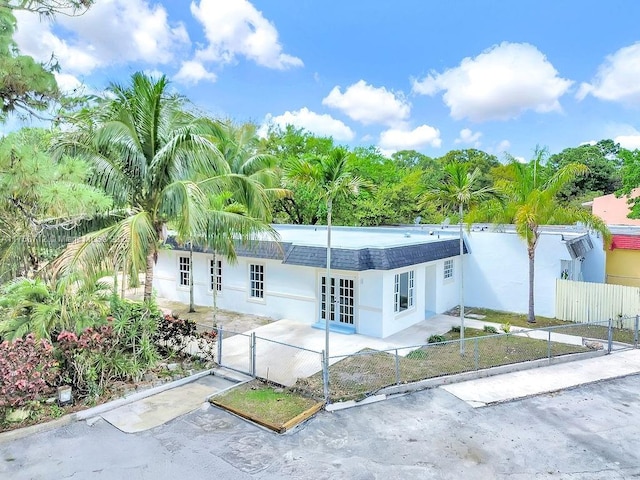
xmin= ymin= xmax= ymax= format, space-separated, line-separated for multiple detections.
xmin=0 ymin=71 xmax=611 ymax=343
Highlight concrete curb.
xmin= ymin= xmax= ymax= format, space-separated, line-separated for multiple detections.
xmin=0 ymin=368 xmax=219 ymax=445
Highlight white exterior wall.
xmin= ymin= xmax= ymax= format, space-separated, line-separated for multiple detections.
xmin=155 ymin=249 xmax=461 ymax=338
xmin=463 ymin=230 xmax=601 ymax=317
xmin=581 ymin=233 xmax=606 ymax=283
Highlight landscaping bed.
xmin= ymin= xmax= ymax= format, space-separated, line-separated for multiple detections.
xmin=211 ymin=380 xmax=323 ymax=433
xmin=0 ymin=297 xmax=217 ymax=433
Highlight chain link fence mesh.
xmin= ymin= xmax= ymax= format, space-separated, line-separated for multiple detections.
xmin=216 ymin=318 xmax=637 ymax=404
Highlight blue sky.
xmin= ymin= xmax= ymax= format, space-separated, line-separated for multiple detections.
xmin=11 ymin=0 xmax=640 ymax=160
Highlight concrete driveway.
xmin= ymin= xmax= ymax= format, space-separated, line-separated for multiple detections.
xmin=2 ymin=373 xmax=639 ymax=479
xmin=218 ymin=315 xmax=464 ymax=385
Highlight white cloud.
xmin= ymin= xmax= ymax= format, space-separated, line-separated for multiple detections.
xmin=261 ymin=108 xmax=355 ymax=141
xmin=190 ymin=0 xmax=302 ymax=70
xmin=496 ymin=140 xmax=511 ymax=153
xmin=322 ymin=80 xmax=411 ymax=126
xmin=412 ymin=42 xmax=573 ymax=122
xmin=454 ymin=128 xmax=482 ymax=146
xmin=577 ymin=43 xmax=640 ymax=105
xmin=378 ymin=125 xmax=441 ymax=153
xmin=174 ymin=61 xmax=217 ymax=85
xmin=14 ymin=0 xmax=189 ymax=75
xmin=615 ymin=128 xmax=640 ymax=150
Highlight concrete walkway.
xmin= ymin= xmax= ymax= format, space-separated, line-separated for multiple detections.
xmin=441 ymin=348 xmax=640 ymax=407
xmin=100 ymin=374 xmax=240 ymax=433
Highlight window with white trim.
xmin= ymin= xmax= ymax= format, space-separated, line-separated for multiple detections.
xmin=249 ymin=264 xmax=264 ymax=299
xmin=394 ymin=270 xmax=415 ymax=313
xmin=210 ymin=258 xmax=222 ymax=292
xmin=444 ymin=259 xmax=454 ymax=280
xmin=179 ymin=256 xmax=190 ymax=287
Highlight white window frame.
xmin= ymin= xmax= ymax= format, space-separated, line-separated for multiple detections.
xmin=210 ymin=258 xmax=222 ymax=293
xmin=178 ymin=256 xmax=190 ymax=287
xmin=394 ymin=270 xmax=415 ymax=314
xmin=444 ymin=259 xmax=454 ymax=281
xmin=249 ymin=263 xmax=265 ymax=300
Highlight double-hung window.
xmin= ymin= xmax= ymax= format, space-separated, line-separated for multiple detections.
xmin=394 ymin=270 xmax=415 ymax=313
xmin=249 ymin=264 xmax=264 ymax=299
xmin=210 ymin=258 xmax=222 ymax=292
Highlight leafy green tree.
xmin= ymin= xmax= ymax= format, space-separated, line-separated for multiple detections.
xmin=262 ymin=125 xmax=335 ymax=224
xmin=54 ymin=72 xmax=274 ymax=302
xmin=0 ymin=128 xmax=111 ymax=281
xmin=548 ymin=140 xmax=621 ymax=205
xmin=0 ymin=1 xmax=94 ymax=120
xmin=489 ymin=148 xmax=609 ymax=323
xmin=421 ymin=163 xmax=499 ymax=350
xmin=437 ymin=149 xmax=500 ymax=190
xmin=617 ymin=148 xmax=640 ymax=218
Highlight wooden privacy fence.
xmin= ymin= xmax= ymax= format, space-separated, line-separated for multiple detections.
xmin=556 ymin=279 xmax=640 ymax=328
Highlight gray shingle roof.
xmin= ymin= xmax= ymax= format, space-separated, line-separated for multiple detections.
xmin=166 ymin=236 xmax=467 ymax=271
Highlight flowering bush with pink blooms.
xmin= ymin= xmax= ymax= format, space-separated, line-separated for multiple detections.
xmin=0 ymin=335 xmax=58 ymax=412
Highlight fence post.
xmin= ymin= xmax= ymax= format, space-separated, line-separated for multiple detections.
xmin=547 ymin=329 xmax=552 ymax=360
xmin=322 ymin=350 xmax=329 ymax=403
xmin=217 ymin=324 xmax=223 ymax=365
xmin=635 ymin=315 xmax=639 ymax=349
xmin=474 ymin=338 xmax=479 ymax=370
xmin=250 ymin=332 xmax=256 ymax=377
xmin=607 ymin=319 xmax=613 ymax=354
xmin=395 ymin=349 xmax=400 ymax=385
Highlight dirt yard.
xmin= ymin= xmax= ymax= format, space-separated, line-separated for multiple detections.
xmin=118 ymin=278 xmax=274 ymax=334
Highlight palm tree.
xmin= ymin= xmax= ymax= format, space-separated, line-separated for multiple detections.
xmin=53 ymin=72 xmax=254 ymax=302
xmin=420 ymin=163 xmax=498 ymax=353
xmin=285 ymin=147 xmax=368 ymax=383
xmin=493 ymin=148 xmax=610 ymax=323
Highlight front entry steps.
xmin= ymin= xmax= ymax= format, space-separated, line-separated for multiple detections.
xmin=311 ymin=320 xmax=356 ymax=334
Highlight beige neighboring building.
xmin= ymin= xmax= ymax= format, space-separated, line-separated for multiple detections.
xmin=590 ymin=188 xmax=640 ymax=226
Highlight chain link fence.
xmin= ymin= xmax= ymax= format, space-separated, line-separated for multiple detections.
xmin=324 ymin=319 xmax=619 ymax=402
xmin=214 ymin=317 xmax=639 ymax=404
xmin=215 ymin=325 xmax=325 ymax=399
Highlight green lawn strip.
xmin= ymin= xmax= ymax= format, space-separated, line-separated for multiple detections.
xmin=299 ymin=328 xmax=591 ymax=402
xmin=462 ymin=307 xmax=570 ymax=328
xmin=463 ymin=307 xmax=636 ymax=344
xmin=211 ymin=381 xmax=320 ymax=430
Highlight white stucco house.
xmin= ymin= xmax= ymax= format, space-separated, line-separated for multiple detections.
xmin=153 ymin=224 xmax=605 ymax=338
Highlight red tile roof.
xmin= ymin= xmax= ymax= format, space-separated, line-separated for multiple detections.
xmin=610 ymin=234 xmax=640 ymax=250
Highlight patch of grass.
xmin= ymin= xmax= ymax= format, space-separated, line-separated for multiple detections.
xmin=459 ymin=307 xmax=570 ymax=328
xmin=212 ymin=381 xmax=320 ymax=429
xmin=299 ymin=329 xmax=591 ymax=402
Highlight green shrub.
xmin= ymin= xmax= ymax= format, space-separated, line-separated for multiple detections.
xmin=427 ymin=334 xmax=446 ymax=344
xmin=483 ymin=325 xmax=498 ymax=334
xmin=501 ymin=322 xmax=511 ymax=334
xmin=406 ymin=349 xmax=428 ymax=360
xmin=451 ymin=325 xmax=461 ymax=333
xmin=0 ymin=335 xmax=58 ymax=413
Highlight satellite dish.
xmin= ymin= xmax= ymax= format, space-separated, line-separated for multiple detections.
xmin=442 ymin=218 xmax=451 ymax=227
xmin=414 ymin=216 xmax=422 ymax=225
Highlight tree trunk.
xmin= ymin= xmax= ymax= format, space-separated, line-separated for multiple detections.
xmin=527 ymin=245 xmax=536 ymax=323
xmin=188 ymin=241 xmax=195 ymax=313
xmin=143 ymin=250 xmax=154 ymax=302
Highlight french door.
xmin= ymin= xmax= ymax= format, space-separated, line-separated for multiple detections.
xmin=320 ymin=276 xmax=355 ymax=325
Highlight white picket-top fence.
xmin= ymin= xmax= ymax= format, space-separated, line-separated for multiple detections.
xmin=556 ymin=279 xmax=640 ymax=328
